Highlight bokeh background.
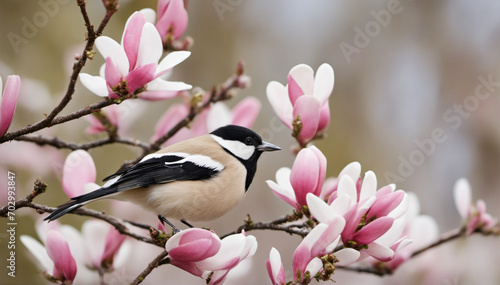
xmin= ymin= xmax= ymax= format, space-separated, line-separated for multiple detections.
xmin=1 ymin=0 xmax=500 ymax=284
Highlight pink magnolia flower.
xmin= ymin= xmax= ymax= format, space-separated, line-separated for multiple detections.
xmin=21 ymin=230 xmax=77 ymax=284
xmin=266 ymin=248 xmax=286 ymax=285
xmin=61 ymin=150 xmax=99 ymax=198
xmin=267 ymin=145 xmax=326 ymax=210
xmin=166 ymin=229 xmax=257 ymax=285
xmin=152 ymin=97 xmax=261 ymax=145
xmin=79 ymin=11 xmax=191 ymax=100
xmin=155 ymin=0 xmax=188 ymax=41
xmin=267 ymin=63 xmax=333 ymax=145
xmin=306 ymin=164 xmax=409 ymax=262
xmin=454 ymin=178 xmax=498 ymax=235
xmin=0 ymin=75 xmax=21 ymax=137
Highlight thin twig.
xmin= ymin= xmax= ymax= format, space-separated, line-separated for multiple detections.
xmin=130 ymin=250 xmax=169 ymax=285
xmin=16 ymin=134 xmax=149 ymax=151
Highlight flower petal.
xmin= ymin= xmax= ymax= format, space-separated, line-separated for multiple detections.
xmin=20 ymin=235 xmax=54 ymax=273
xmin=364 ymin=242 xmax=394 ymax=262
xmin=207 ymin=102 xmax=232 ymax=132
xmin=288 ymin=64 xmax=314 ymax=96
xmin=156 ymin=0 xmax=188 ymax=40
xmin=313 ymin=63 xmax=334 ymax=105
xmin=124 ymin=63 xmax=156 ymax=94
xmin=336 ymin=175 xmax=357 ymax=204
xmin=266 ymin=248 xmax=285 ymax=285
xmin=136 ymin=23 xmax=162 ymax=67
xmin=287 ymin=74 xmax=304 ymax=105
xmin=104 ymin=57 xmax=122 ymax=87
xmin=156 ymin=51 xmax=191 ymax=77
xmin=46 ymin=230 xmax=77 ymax=282
xmin=293 ymin=95 xmax=321 ymax=143
xmin=454 ymin=178 xmax=471 ymax=220
xmin=359 ymin=171 xmax=377 ymax=201
xmin=79 ymin=73 xmax=109 ymax=97
xmin=62 ymin=150 xmax=96 ymax=198
xmin=335 ymin=248 xmax=360 ymax=266
xmin=266 ymin=81 xmax=293 ymax=128
xmin=121 ymin=12 xmax=145 ymax=70
xmin=307 ymin=193 xmax=338 ymax=223
xmin=290 ymin=147 xmax=320 ymax=207
xmin=0 ymin=75 xmax=20 ymax=137
xmin=152 ymin=103 xmax=188 ymax=141
xmin=147 ymin=77 xmax=192 ymax=91
xmin=95 ymin=36 xmax=129 ymax=76
xmin=353 ymin=216 xmax=394 ymax=245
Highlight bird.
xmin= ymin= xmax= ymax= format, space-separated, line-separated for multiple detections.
xmin=44 ymin=125 xmax=280 ymax=228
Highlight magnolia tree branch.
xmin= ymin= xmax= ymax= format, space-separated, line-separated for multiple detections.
xmin=0 ymin=1 xmax=116 ymax=144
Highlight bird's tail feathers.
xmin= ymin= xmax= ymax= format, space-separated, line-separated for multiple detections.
xmin=44 ymin=186 xmax=118 ymax=222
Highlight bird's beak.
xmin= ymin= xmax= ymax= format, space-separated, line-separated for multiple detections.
xmin=257 ymin=141 xmax=281 ymax=152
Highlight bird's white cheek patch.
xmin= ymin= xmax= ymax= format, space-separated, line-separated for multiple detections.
xmin=210 ymin=135 xmax=254 ymax=160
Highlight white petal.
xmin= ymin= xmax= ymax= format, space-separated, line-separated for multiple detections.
xmin=454 ymin=178 xmax=471 ymax=220
xmin=338 ymin=162 xmax=361 ymax=182
xmin=139 ymin=8 xmax=156 ymax=24
xmin=269 ymin=247 xmax=283 ymax=280
xmin=313 ymin=63 xmax=334 ymax=105
xmin=147 ymin=78 xmax=191 ymax=91
xmin=157 ymin=51 xmax=191 ymax=74
xmin=266 ymin=81 xmax=293 ymax=127
xmin=79 ymin=73 xmax=109 ymax=97
xmin=305 ymin=257 xmax=323 ymax=276
xmin=364 ymin=242 xmax=394 ymax=261
xmin=207 ymin=102 xmax=232 ymax=132
xmin=136 ymin=23 xmax=162 ymax=67
xmin=266 ymin=180 xmax=296 ymax=204
xmin=197 ymin=234 xmax=246 ymax=270
xmin=334 ymin=248 xmax=360 ymax=266
xmin=276 ymin=167 xmax=292 ymax=189
xmin=405 ymin=192 xmax=421 ymax=222
xmin=20 ymin=235 xmax=54 ymax=273
xmin=113 ymin=240 xmax=132 ymax=269
xmin=95 ymin=36 xmax=129 ymax=76
xmin=307 ymin=193 xmax=339 ymax=223
xmin=337 ymin=175 xmax=357 ymax=204
xmin=329 ymin=195 xmax=353 ymax=216
xmin=325 ymin=235 xmax=341 ymax=253
xmin=359 ymin=171 xmax=377 ymax=201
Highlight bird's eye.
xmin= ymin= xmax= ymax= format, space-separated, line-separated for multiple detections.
xmin=244 ymin=137 xmax=254 ymax=145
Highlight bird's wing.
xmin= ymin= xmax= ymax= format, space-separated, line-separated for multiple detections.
xmin=108 ymin=153 xmax=225 ymax=192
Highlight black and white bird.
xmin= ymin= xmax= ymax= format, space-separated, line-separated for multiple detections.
xmin=45 ymin=125 xmax=280 ymax=226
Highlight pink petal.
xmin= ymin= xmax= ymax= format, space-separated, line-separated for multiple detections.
xmin=309 ymin=146 xmax=327 ymax=196
xmin=46 ymin=230 xmax=77 ymax=283
xmin=288 ymin=64 xmax=314 ymax=96
xmin=317 ymin=102 xmax=330 ymax=132
xmin=101 ymin=227 xmax=126 ymax=265
xmin=231 ymin=97 xmax=261 ymax=129
xmin=104 ymin=57 xmax=122 ymax=87
xmin=454 ymin=178 xmax=471 ymax=220
xmin=156 ymin=0 xmax=188 ymax=40
xmin=266 ymin=81 xmax=293 ymax=128
xmin=0 ymin=75 xmax=20 ymax=137
xmin=267 ymin=180 xmax=298 ymax=209
xmin=292 ymin=244 xmax=311 ymax=276
xmin=313 ymin=63 xmax=334 ymax=105
xmin=62 ymin=150 xmax=96 ymax=198
xmin=290 ymin=147 xmax=320 ymax=207
xmin=366 ymin=190 xmax=404 ymax=220
xmin=353 ymin=217 xmax=394 ymax=245
xmin=121 ymin=12 xmax=145 ymax=71
xmin=169 ymin=239 xmax=217 ymax=262
xmin=207 ymin=103 xmax=232 ymax=132
xmin=287 ymin=74 xmax=304 ymax=105
xmin=124 ymin=63 xmax=156 ymax=94
xmin=292 ymin=95 xmax=321 ymax=143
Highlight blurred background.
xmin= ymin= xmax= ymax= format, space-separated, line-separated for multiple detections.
xmin=1 ymin=0 xmax=500 ymax=284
